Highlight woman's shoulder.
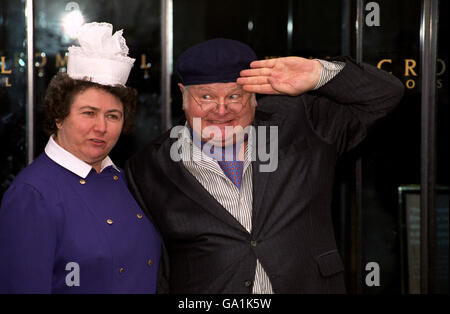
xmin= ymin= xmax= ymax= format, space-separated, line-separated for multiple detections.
xmin=1 ymin=153 xmax=69 ymax=218
xmin=11 ymin=153 xmax=65 ymax=193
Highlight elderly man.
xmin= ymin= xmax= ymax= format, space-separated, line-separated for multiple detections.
xmin=126 ymin=38 xmax=404 ymax=293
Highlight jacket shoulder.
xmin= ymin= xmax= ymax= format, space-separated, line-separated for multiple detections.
xmin=127 ymin=128 xmax=172 ymax=168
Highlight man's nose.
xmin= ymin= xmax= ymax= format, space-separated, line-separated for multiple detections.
xmin=215 ymin=101 xmax=229 ymax=115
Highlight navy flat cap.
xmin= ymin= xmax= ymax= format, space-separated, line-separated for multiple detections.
xmin=176 ymin=38 xmax=257 ymax=86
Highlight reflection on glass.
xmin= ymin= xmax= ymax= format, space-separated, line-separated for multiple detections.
xmin=361 ymin=0 xmax=422 ymax=294
xmin=435 ymin=0 xmax=449 ymax=294
xmin=62 ymin=8 xmax=84 ymax=39
xmin=399 ymin=186 xmax=449 ymax=294
xmin=0 ymin=1 xmax=27 ymax=198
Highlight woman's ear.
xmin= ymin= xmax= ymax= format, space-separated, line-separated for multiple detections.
xmin=55 ymin=119 xmax=63 ymax=129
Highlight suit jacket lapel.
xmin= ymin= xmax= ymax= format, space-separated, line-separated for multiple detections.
xmin=251 ymin=109 xmax=286 ymax=220
xmin=251 ymin=104 xmax=310 ymax=236
xmin=156 ymin=138 xmax=248 ymax=234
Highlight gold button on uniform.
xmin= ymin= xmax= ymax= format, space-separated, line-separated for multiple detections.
xmin=79 ymin=179 xmax=86 ymax=185
xmin=148 ymin=259 xmax=153 ymax=266
xmin=106 ymin=219 xmax=114 ymax=225
xmin=119 ymin=267 xmax=124 ymax=274
xmin=113 ymin=175 xmax=119 ymax=181
xmin=137 ymin=214 xmax=143 ymax=219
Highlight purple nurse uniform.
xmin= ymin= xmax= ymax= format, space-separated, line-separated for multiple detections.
xmin=0 ymin=153 xmax=161 ymax=293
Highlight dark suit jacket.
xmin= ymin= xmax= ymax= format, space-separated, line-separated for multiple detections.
xmin=125 ymin=57 xmax=405 ymax=293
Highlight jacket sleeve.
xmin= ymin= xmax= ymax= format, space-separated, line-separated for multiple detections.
xmin=0 ymin=183 xmax=57 ymax=293
xmin=303 ymin=56 xmax=405 ymax=156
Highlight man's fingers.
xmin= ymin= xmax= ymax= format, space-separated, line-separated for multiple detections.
xmin=241 ymin=84 xmax=280 ymax=95
xmin=240 ymin=68 xmax=272 ymax=77
xmin=236 ymin=76 xmax=270 ymax=85
xmin=249 ymin=59 xmax=276 ymax=69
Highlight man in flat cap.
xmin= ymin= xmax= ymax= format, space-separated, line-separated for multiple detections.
xmin=126 ymin=38 xmax=404 ymax=293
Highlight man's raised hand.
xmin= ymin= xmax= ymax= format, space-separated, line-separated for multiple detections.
xmin=237 ymin=57 xmax=322 ymax=96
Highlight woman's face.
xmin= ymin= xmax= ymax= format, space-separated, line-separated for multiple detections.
xmin=55 ymin=87 xmax=124 ymax=172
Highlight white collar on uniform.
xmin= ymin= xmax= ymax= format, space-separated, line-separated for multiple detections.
xmin=44 ymin=135 xmax=120 ymax=179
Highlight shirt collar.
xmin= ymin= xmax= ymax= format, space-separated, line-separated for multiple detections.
xmin=178 ymin=122 xmax=254 ymax=171
xmin=44 ymin=135 xmax=120 ymax=178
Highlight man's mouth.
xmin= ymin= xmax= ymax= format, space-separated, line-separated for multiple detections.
xmin=206 ymin=120 xmax=233 ymax=124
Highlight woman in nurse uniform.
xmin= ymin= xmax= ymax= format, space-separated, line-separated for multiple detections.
xmin=0 ymin=22 xmax=161 ymax=293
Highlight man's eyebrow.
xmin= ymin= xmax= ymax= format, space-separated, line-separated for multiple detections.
xmin=228 ymin=87 xmax=244 ymax=93
xmin=195 ymin=86 xmax=215 ymax=92
xmin=194 ymin=86 xmax=244 ymax=93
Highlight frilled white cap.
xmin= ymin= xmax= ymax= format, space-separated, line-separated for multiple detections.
xmin=67 ymin=22 xmax=135 ymax=86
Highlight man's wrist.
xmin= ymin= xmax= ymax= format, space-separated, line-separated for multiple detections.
xmin=312 ymin=59 xmax=346 ymax=90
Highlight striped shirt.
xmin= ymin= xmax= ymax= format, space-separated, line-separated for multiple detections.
xmin=313 ymin=59 xmax=345 ymax=90
xmin=178 ymin=60 xmax=344 ymax=294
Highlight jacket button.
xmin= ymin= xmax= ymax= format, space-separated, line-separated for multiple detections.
xmin=113 ymin=175 xmax=119 ymax=181
xmin=148 ymin=259 xmax=153 ymax=266
xmin=79 ymin=179 xmax=86 ymax=185
xmin=244 ymin=280 xmax=252 ymax=287
xmin=137 ymin=214 xmax=143 ymax=219
xmin=119 ymin=267 xmax=125 ymax=274
xmin=106 ymin=219 xmax=114 ymax=225
xmin=250 ymin=240 xmax=257 ymax=247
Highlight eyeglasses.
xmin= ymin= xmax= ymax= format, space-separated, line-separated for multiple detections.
xmin=185 ymin=89 xmax=251 ymax=114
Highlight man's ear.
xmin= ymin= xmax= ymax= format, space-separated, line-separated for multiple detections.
xmin=251 ymin=93 xmax=258 ymax=108
xmin=179 ymin=83 xmax=187 ymax=111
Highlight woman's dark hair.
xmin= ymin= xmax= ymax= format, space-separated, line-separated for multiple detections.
xmin=43 ymin=72 xmax=137 ymax=135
